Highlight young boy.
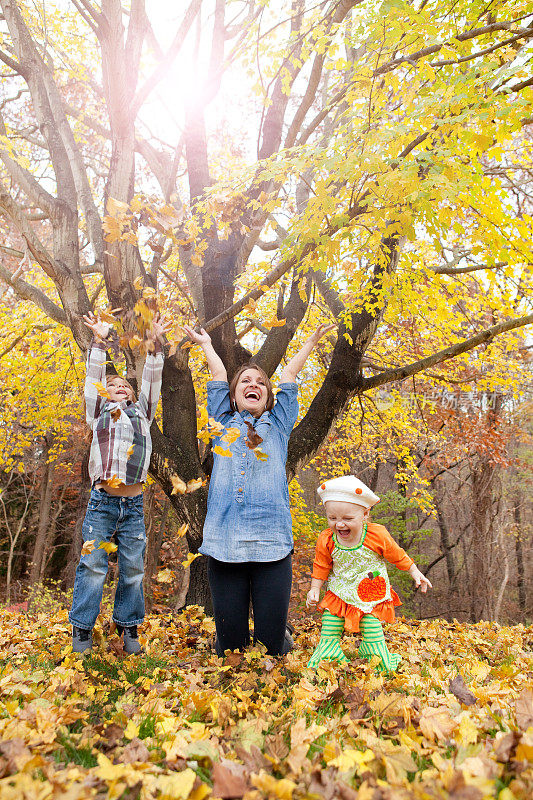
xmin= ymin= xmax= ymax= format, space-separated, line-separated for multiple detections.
xmin=69 ymin=311 xmax=169 ymax=654
xmin=307 ymin=475 xmax=432 ymax=670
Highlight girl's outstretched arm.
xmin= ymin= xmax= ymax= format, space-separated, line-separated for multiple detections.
xmin=184 ymin=326 xmax=227 ymax=382
xmin=306 ymin=577 xmax=324 ymax=608
xmin=279 ymin=324 xmax=336 ymax=383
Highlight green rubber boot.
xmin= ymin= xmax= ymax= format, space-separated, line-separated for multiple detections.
xmin=308 ymin=610 xmax=348 ymax=668
xmin=358 ymin=614 xmax=401 ymax=672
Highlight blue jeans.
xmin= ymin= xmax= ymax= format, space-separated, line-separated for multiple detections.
xmin=69 ymin=488 xmax=146 ymax=630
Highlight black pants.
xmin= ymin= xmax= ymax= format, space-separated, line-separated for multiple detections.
xmin=207 ymin=554 xmax=292 ymax=656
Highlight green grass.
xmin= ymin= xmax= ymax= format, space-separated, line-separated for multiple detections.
xmin=54 ymin=733 xmax=98 ymax=768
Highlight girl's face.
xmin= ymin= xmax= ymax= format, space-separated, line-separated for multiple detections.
xmin=233 ymin=368 xmax=269 ymax=417
xmin=107 ymin=376 xmax=134 ymax=403
xmin=324 ymin=500 xmax=369 ymax=546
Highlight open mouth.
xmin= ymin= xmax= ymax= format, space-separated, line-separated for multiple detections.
xmin=244 ymin=389 xmax=261 ymax=401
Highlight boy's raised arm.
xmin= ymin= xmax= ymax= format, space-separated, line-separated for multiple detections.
xmin=279 ymin=324 xmax=336 ymax=383
xmin=137 ymin=315 xmax=170 ymax=421
xmin=184 ymin=326 xmax=227 ymax=382
xmin=83 ymin=312 xmax=110 ymax=424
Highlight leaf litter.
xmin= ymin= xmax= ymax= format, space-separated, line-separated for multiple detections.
xmin=0 ymin=603 xmax=531 ymax=799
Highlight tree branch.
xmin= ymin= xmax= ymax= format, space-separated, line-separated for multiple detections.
xmin=363 ymin=313 xmax=533 ymax=391
xmin=0 ymin=260 xmax=67 ymax=324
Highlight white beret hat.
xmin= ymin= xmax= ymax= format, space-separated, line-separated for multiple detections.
xmin=317 ymin=475 xmax=380 ymax=510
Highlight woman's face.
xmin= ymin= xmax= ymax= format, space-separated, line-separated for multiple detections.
xmin=233 ymin=368 xmax=269 ymax=417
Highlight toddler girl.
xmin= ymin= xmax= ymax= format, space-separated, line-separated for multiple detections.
xmin=307 ymin=475 xmax=431 ymax=671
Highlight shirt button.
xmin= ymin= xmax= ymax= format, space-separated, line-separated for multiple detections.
xmin=238 ymin=487 xmax=243 ymax=492
xmin=241 ymin=471 xmax=245 ymax=475
xmin=242 ymin=453 xmax=246 ymax=457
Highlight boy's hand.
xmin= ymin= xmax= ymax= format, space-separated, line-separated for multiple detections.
xmin=409 ymin=564 xmax=432 ymax=593
xmin=306 ymin=587 xmax=320 ymax=608
xmin=149 ymin=314 xmax=172 ymax=342
xmin=83 ymin=312 xmax=110 ymax=340
xmin=308 ymin=323 xmax=336 ymax=346
xmin=183 ymin=325 xmax=212 ymax=346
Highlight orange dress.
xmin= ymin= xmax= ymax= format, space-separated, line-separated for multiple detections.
xmin=312 ymin=523 xmax=414 ymax=632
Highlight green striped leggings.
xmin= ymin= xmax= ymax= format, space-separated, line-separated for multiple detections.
xmin=307 ymin=610 xmax=401 ymax=671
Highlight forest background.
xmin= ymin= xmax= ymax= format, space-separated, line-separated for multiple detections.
xmin=0 ymin=0 xmax=532 ymax=627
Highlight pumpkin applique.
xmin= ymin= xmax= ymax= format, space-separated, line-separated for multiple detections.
xmin=357 ymin=571 xmax=387 ymax=602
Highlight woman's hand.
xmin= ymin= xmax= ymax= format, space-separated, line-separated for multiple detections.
xmin=308 ymin=323 xmax=336 ymax=346
xmin=183 ymin=325 xmax=212 ymax=346
xmin=306 ymin=586 xmax=320 ymax=608
xmin=409 ymin=564 xmax=433 ymax=593
xmin=83 ymin=312 xmax=110 ymax=340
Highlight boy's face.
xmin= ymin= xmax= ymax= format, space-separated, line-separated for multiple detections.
xmin=324 ymin=500 xmax=369 ymax=546
xmin=107 ymin=376 xmax=134 ymax=403
xmin=233 ymin=368 xmax=268 ymax=417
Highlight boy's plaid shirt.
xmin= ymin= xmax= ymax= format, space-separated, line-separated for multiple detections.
xmin=85 ymin=339 xmax=164 ymax=485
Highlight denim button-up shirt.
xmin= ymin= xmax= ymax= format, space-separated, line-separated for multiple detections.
xmin=199 ymin=380 xmax=299 ymax=563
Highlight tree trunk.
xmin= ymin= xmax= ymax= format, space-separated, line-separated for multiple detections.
xmin=64 ymin=448 xmax=92 ymax=587
xmin=514 ymin=493 xmax=526 ymax=618
xmin=29 ymin=439 xmax=54 ymax=585
xmin=144 ymin=491 xmax=170 ymax=613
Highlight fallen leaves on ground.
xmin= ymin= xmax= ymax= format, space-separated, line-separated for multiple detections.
xmin=0 ymin=603 xmax=531 ymax=800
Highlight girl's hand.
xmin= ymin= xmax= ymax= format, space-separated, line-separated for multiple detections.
xmin=306 ymin=587 xmax=320 ymax=608
xmin=308 ymin=323 xmax=336 ymax=346
xmin=83 ymin=312 xmax=110 ymax=340
xmin=149 ymin=314 xmax=172 ymax=342
xmin=409 ymin=564 xmax=432 ymax=593
xmin=184 ymin=325 xmax=212 ymax=346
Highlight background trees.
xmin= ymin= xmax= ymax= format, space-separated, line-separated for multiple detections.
xmin=0 ymin=0 xmax=532 ymax=608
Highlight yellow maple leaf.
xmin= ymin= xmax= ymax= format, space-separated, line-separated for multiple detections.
xmin=98 ymin=541 xmax=118 ymax=554
xmin=182 ymin=552 xmax=202 ymax=569
xmin=106 ymin=196 xmax=129 ymax=216
xmin=157 ymin=568 xmax=174 ymax=583
xmin=81 ymin=539 xmax=96 ymax=556
xmin=133 ymin=275 xmax=144 ymax=290
xmin=264 ymin=317 xmax=286 ymax=329
xmin=329 ymin=748 xmax=375 ymax=773
xmin=93 ymin=381 xmax=111 ymax=399
xmin=177 ymin=522 xmax=189 ymax=538
xmin=221 ymin=427 xmax=241 ymax=444
xmin=156 ymin=769 xmax=197 ymax=800
xmin=213 ymin=445 xmax=233 ymax=457
xmin=171 ymin=475 xmax=187 ymax=495
xmin=186 ymin=478 xmax=204 ymax=493
xmin=126 ymin=444 xmax=135 ymax=459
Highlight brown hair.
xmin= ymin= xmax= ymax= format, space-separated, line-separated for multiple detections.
xmin=229 ymin=363 xmax=274 ymax=412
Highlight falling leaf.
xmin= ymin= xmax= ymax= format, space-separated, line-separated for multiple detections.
xmin=449 ymin=674 xmax=477 ymax=706
xmin=98 ymin=541 xmax=118 ymax=554
xmin=253 ymin=448 xmax=268 ymax=461
xmin=93 ymin=381 xmax=111 ymax=399
xmin=133 ymin=275 xmax=144 ymax=290
xmin=111 ymin=407 xmax=121 ymax=421
xmin=182 ymin=552 xmax=202 ymax=569
xmin=177 ymin=522 xmax=189 ymax=538
xmin=171 ymin=475 xmax=187 ymax=495
xmin=106 ymin=475 xmax=124 ymax=488
xmin=245 ymin=422 xmax=263 ymax=449
xmin=221 ymin=427 xmax=241 ymax=444
xmin=157 ymin=568 xmax=174 ymax=583
xmin=81 ymin=539 xmax=96 ymax=556
xmin=264 ymin=317 xmax=286 ymax=329
xmin=213 ymin=445 xmax=233 ymax=457
xmin=106 ymin=196 xmax=129 ymax=216
xmin=126 ymin=444 xmax=135 ymax=459
xmin=186 ymin=478 xmax=204 ymax=493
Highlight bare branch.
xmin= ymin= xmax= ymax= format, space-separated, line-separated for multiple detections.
xmin=432 ymin=260 xmax=508 ymax=275
xmin=363 ymin=313 xmax=533 ymax=391
xmin=0 ymin=47 xmax=26 ymax=75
